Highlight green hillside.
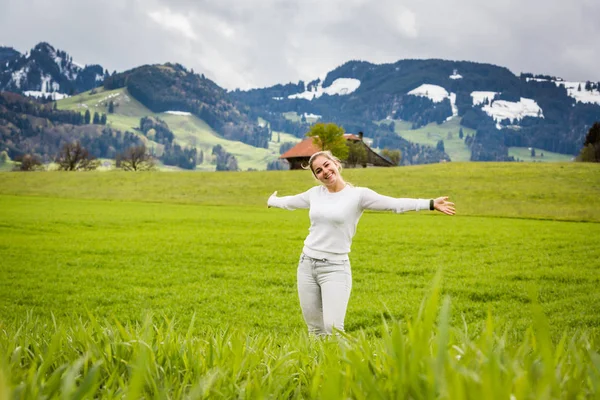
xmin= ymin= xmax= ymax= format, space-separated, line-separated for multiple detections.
xmin=385 ymin=118 xmax=579 ymax=163
xmin=1 ymin=162 xmax=598 ymax=222
xmin=509 ymin=147 xmax=575 ymax=162
xmin=56 ymin=87 xmax=295 ymax=170
xmin=375 ymin=118 xmax=472 ymax=162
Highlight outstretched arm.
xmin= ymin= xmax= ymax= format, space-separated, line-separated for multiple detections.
xmin=359 ymin=188 xmax=455 ymax=215
xmin=267 ymin=189 xmax=311 ymax=210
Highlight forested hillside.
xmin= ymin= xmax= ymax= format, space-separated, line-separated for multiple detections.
xmin=232 ymin=59 xmax=600 ymax=162
xmin=0 ymin=92 xmax=141 ymax=162
xmin=103 ymin=63 xmax=270 ymax=148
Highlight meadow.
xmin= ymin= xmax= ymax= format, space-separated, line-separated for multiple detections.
xmin=1 ymin=162 xmax=599 ymax=398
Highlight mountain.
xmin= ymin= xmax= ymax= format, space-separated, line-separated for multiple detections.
xmin=103 ymin=63 xmax=270 ymax=148
xmin=2 ymin=41 xmax=600 ymax=166
xmin=0 ymin=42 xmax=106 ymax=99
xmin=0 ymin=47 xmax=20 ymax=63
xmin=0 ymin=91 xmax=143 ymax=163
xmin=231 ymin=59 xmax=600 ymax=161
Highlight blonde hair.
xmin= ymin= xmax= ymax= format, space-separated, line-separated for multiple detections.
xmin=304 ymin=150 xmax=343 ymax=178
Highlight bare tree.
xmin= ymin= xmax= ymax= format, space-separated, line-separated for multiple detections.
xmin=117 ymin=145 xmax=155 ymax=171
xmin=56 ymin=141 xmax=99 ymax=171
xmin=14 ymin=154 xmax=43 ymax=171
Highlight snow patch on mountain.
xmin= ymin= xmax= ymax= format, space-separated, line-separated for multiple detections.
xmin=557 ymin=81 xmax=600 ymax=105
xmin=448 ymin=93 xmax=457 ymax=120
xmin=11 ymin=67 xmax=28 ymax=88
xmin=408 ymin=84 xmax=448 ymax=102
xmin=288 ymin=78 xmax=361 ymax=100
xmin=408 ymin=84 xmax=458 ymax=119
xmin=304 ymin=112 xmax=321 ymax=120
xmin=449 ymin=70 xmax=462 ymax=80
xmin=165 ymin=111 xmax=192 ymax=116
xmin=526 ymin=78 xmax=600 ymax=105
xmin=471 ymin=91 xmax=498 ymax=106
xmin=23 ymin=72 xmax=69 ymax=100
xmin=481 ymin=97 xmax=544 ymax=128
xmin=23 ymin=91 xmax=69 ymax=100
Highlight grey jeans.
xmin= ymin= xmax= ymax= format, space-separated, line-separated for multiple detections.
xmin=297 ymin=253 xmax=352 ymax=336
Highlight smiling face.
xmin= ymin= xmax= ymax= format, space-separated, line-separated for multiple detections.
xmin=310 ymin=154 xmax=344 ymax=190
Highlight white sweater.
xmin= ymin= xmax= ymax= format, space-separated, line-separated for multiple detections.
xmin=268 ymin=185 xmax=431 ymax=260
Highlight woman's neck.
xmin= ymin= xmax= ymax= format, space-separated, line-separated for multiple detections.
xmin=325 ymin=179 xmax=347 ymax=193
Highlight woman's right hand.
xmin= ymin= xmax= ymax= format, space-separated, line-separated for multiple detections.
xmin=267 ymin=191 xmax=278 ymax=208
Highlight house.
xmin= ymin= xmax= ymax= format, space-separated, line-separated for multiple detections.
xmin=279 ymin=132 xmax=395 ymax=170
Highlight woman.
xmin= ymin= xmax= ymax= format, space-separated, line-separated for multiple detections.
xmin=268 ymin=150 xmax=455 ymax=336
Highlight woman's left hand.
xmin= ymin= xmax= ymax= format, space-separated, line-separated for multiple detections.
xmin=433 ymin=196 xmax=455 ymax=215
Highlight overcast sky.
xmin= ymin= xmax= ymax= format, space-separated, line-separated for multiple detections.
xmin=1 ymin=0 xmax=599 ymax=90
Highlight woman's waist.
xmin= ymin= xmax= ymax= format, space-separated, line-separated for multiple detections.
xmin=301 ymin=246 xmax=349 ymax=261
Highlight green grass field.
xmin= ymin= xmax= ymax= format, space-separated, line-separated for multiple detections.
xmin=1 ymin=162 xmax=599 ymax=397
xmin=509 ymin=147 xmax=575 ymax=162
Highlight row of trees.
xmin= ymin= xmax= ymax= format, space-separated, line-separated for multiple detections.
xmin=83 ymin=109 xmax=108 ymax=125
xmin=11 ymin=142 xmax=155 ymax=171
xmin=9 ymin=141 xmax=243 ymax=172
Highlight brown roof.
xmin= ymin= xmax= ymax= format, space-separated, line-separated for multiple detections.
xmin=280 ymin=134 xmax=362 ymax=159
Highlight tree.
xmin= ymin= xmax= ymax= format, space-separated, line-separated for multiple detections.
xmin=56 ymin=141 xmax=99 ymax=171
xmin=459 ymin=127 xmax=464 ymax=139
xmin=84 ymin=109 xmax=91 ymax=124
xmin=117 ymin=145 xmax=155 ymax=171
xmin=0 ymin=150 xmax=8 ymax=165
xmin=108 ymin=100 xmax=114 ymax=114
xmin=279 ymin=142 xmax=296 ymax=155
xmin=15 ymin=154 xmax=42 ymax=171
xmin=381 ymin=148 xmax=401 ymax=165
xmin=577 ymin=122 xmax=600 ymax=162
xmin=93 ymin=112 xmax=100 ymax=124
xmin=100 ymin=113 xmax=107 ymax=125
xmin=212 ymin=145 xmax=239 ymax=171
xmin=305 ymin=122 xmax=349 ymax=160
xmin=436 ymin=140 xmax=445 ymax=153
xmin=346 ymin=141 xmax=367 ymax=167
xmin=531 ymin=148 xmax=536 ymax=157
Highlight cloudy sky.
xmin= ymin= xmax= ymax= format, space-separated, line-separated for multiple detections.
xmin=1 ymin=0 xmax=599 ymax=90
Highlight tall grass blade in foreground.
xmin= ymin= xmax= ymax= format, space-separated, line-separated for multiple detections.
xmin=1 ymin=279 xmax=598 ymax=398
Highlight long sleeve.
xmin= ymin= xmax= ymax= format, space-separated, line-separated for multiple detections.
xmin=267 ymin=188 xmax=312 ymax=210
xmin=359 ymin=188 xmax=430 ymax=213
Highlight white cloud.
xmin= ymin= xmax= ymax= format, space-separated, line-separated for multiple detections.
xmin=0 ymin=0 xmax=599 ymax=90
xmin=396 ymin=8 xmax=418 ymax=38
xmin=148 ymin=8 xmax=197 ymax=40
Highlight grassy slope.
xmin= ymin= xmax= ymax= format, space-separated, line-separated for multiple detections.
xmin=1 ymin=162 xmax=597 ymax=221
xmin=382 ymin=118 xmax=474 ymax=162
xmin=383 ymin=119 xmax=577 ymax=163
xmin=509 ymin=147 xmax=575 ymax=162
xmin=57 ymin=87 xmax=293 ymax=170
